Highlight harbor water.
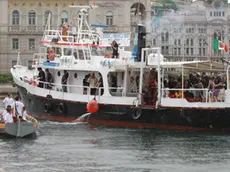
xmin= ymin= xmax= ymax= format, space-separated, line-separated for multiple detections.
xmin=0 ymin=106 xmax=230 ymax=172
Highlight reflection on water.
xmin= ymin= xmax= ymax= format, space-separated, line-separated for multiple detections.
xmin=0 ymin=120 xmax=230 ymax=172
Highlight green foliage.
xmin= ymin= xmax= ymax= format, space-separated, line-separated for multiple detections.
xmin=0 ymin=74 xmax=13 ymax=83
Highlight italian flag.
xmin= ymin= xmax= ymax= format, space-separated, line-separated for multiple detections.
xmin=213 ymin=38 xmax=228 ymax=52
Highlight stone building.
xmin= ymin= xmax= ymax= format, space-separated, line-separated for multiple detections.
xmin=0 ymin=0 xmax=150 ymax=73
xmin=150 ymin=0 xmax=230 ymax=61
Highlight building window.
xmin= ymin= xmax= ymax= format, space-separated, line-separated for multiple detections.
xmin=161 ymin=46 xmax=165 ymax=54
xmin=28 ymin=38 xmax=35 ymax=50
xmin=165 ymin=46 xmax=168 ymax=54
xmin=174 ymin=48 xmax=177 ymax=55
xmin=105 ymin=11 xmax=113 ymax=26
xmin=191 ymin=48 xmax=193 ymax=55
xmin=186 ymin=48 xmax=189 ymax=55
xmin=165 ymin=32 xmax=169 ymax=41
xmin=178 ymin=39 xmax=181 ymax=46
xmin=178 ymin=48 xmax=181 ymax=55
xmin=12 ymin=10 xmax=20 ymax=25
xmin=210 ymin=11 xmax=212 ymax=16
xmin=45 ymin=10 xmax=52 ymax=25
xmin=186 ymin=38 xmax=189 ymax=46
xmin=174 ymin=39 xmax=177 ymax=46
xmin=191 ymin=39 xmax=193 ymax=46
xmin=61 ymin=11 xmax=68 ymax=24
xmin=28 ymin=10 xmax=36 ymax=25
xmin=161 ymin=32 xmax=164 ymax=42
xmin=12 ymin=38 xmax=19 ymax=50
xmin=203 ymin=48 xmax=205 ymax=56
xmin=12 ymin=60 xmax=17 ymax=67
xmin=199 ymin=48 xmax=201 ymax=55
xmin=152 ymin=38 xmax=156 ymax=46
xmin=222 ymin=11 xmax=225 ymax=16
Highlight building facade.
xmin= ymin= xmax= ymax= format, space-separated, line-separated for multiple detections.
xmin=0 ymin=0 xmax=150 ymax=73
xmin=150 ymin=0 xmax=230 ymax=62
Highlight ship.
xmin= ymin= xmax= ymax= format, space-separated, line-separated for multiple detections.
xmin=11 ymin=5 xmax=230 ymax=132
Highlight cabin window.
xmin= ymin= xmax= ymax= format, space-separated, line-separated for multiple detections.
xmin=55 ymin=48 xmax=61 ymax=57
xmin=74 ymin=73 xmax=78 ymax=78
xmin=64 ymin=48 xmax=72 ymax=56
xmin=12 ymin=10 xmax=20 ymax=25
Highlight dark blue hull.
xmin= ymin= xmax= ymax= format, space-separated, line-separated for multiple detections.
xmin=17 ymin=85 xmax=230 ymax=132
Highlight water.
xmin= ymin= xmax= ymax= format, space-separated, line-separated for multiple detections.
xmin=1 ymin=110 xmax=230 ymax=171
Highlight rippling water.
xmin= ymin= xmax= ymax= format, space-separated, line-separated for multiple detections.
xmin=1 ymin=103 xmax=230 ymax=172
xmin=0 ymin=121 xmax=230 ymax=172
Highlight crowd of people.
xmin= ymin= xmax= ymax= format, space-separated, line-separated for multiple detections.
xmin=83 ymin=73 xmax=104 ymax=95
xmin=164 ymin=72 xmax=227 ymax=102
xmin=0 ymin=93 xmax=28 ymax=124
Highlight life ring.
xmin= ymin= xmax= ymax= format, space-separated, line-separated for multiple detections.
xmin=104 ymin=53 xmax=111 ymax=58
xmin=44 ymin=102 xmax=52 ymax=113
xmin=48 ymin=49 xmax=56 ymax=61
xmin=132 ymin=107 xmax=142 ymax=120
xmin=59 ymin=103 xmax=67 ymax=114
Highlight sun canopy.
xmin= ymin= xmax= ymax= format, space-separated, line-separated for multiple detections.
xmin=160 ymin=60 xmax=226 ymax=72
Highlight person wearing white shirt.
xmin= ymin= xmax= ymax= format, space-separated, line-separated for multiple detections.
xmin=4 ymin=105 xmax=13 ymax=124
xmin=22 ymin=106 xmax=27 ymax=121
xmin=3 ymin=93 xmax=14 ymax=109
xmin=2 ymin=93 xmax=14 ymax=118
xmin=15 ymin=96 xmax=24 ymax=118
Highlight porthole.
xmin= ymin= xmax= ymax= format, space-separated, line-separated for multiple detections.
xmin=74 ymin=73 xmax=78 ymax=78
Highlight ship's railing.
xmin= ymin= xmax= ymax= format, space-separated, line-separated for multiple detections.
xmin=43 ymin=29 xmax=74 ymax=43
xmin=161 ymin=88 xmax=225 ymax=103
xmin=21 ymin=79 xmax=133 ymax=101
xmin=42 ymin=29 xmax=100 ymax=45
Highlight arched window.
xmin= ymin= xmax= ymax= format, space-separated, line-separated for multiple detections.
xmin=45 ymin=10 xmax=52 ymax=25
xmin=12 ymin=10 xmax=20 ymax=25
xmin=28 ymin=10 xmax=36 ymax=25
xmin=61 ymin=11 xmax=68 ymax=24
xmin=106 ymin=11 xmax=113 ymax=26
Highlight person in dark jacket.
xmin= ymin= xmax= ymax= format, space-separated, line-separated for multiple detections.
xmin=61 ymin=70 xmax=69 ymax=92
xmin=45 ymin=69 xmax=53 ymax=89
xmin=111 ymin=40 xmax=119 ymax=58
xmin=37 ymin=67 xmax=46 ymax=88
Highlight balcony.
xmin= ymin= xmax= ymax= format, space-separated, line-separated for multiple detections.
xmin=8 ymin=25 xmax=56 ymax=34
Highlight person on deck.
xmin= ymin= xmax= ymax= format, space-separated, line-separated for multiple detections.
xmin=37 ymin=67 xmax=46 ymax=88
xmin=111 ymin=40 xmax=119 ymax=58
xmin=45 ymin=69 xmax=54 ymax=89
xmin=61 ymin=70 xmax=69 ymax=92
xmin=4 ymin=105 xmax=13 ymax=124
xmin=95 ymin=73 xmax=104 ymax=95
xmin=148 ymin=76 xmax=157 ymax=105
xmin=128 ymin=76 xmax=138 ymax=93
xmin=87 ymin=73 xmax=98 ymax=95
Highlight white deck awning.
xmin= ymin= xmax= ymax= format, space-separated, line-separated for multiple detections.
xmin=160 ymin=60 xmax=226 ymax=72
